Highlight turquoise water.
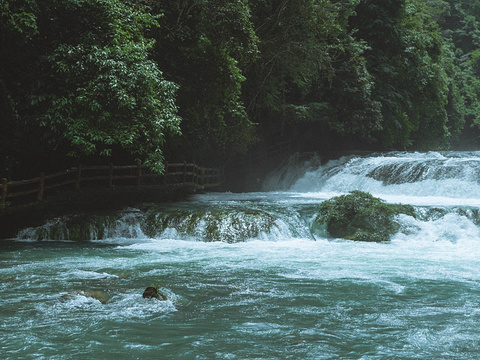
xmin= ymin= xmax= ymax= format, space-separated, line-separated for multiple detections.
xmin=2 ymin=151 xmax=480 ymax=359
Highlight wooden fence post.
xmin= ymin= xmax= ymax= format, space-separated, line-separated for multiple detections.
xmin=1 ymin=178 xmax=7 ymax=209
xmin=192 ymin=163 xmax=196 ymax=185
xmin=137 ymin=161 xmax=142 ymax=187
xmin=75 ymin=164 xmax=82 ymax=190
xmin=163 ymin=162 xmax=168 ymax=185
xmin=38 ymin=172 xmax=45 ymax=201
xmin=109 ymin=163 xmax=113 ymax=188
xmin=183 ymin=161 xmax=187 ymax=183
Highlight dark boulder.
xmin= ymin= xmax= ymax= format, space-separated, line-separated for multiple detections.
xmin=143 ymin=286 xmax=167 ymax=300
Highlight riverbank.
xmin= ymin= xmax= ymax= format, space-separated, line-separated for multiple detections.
xmin=0 ymin=185 xmax=200 ymax=239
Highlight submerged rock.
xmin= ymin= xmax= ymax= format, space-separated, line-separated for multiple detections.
xmin=61 ymin=290 xmax=112 ymax=304
xmin=315 ymin=191 xmax=415 ymax=242
xmin=16 ymin=210 xmax=145 ymax=241
xmin=144 ymin=208 xmax=277 ymax=243
xmin=143 ymin=286 xmax=167 ymax=301
xmin=17 ymin=214 xmax=118 ymax=241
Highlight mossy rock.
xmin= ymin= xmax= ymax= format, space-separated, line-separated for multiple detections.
xmin=315 ymin=191 xmax=415 ymax=242
xmin=415 ymin=207 xmax=448 ymax=221
xmin=29 ymin=214 xmax=119 ymax=241
xmin=143 ymin=209 xmax=206 ymax=238
xmin=144 ymin=208 xmax=277 ymax=243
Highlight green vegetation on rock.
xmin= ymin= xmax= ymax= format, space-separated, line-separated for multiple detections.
xmin=24 ymin=214 xmax=119 ymax=241
xmin=144 ymin=208 xmax=277 ymax=243
xmin=315 ymin=191 xmax=416 ymax=242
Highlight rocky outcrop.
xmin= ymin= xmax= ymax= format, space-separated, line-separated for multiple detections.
xmin=143 ymin=286 xmax=167 ymax=300
xmin=143 ymin=207 xmax=277 ymax=243
xmin=315 ymin=190 xmax=415 ymax=242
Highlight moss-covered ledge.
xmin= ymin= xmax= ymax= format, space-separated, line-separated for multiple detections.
xmin=315 ymin=190 xmax=415 ymax=242
xmin=0 ymin=186 xmax=194 ymax=240
xmin=143 ymin=207 xmax=277 ymax=243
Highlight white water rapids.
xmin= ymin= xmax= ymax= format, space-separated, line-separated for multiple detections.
xmin=1 ymin=151 xmax=480 ymax=359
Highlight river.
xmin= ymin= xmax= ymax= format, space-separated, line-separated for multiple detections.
xmin=1 ymin=151 xmax=480 ymax=359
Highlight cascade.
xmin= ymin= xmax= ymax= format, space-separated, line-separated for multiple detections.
xmin=10 ymin=151 xmax=480 ymax=244
xmin=288 ymin=151 xmax=480 ymax=205
xmin=3 ymin=151 xmax=480 ymax=360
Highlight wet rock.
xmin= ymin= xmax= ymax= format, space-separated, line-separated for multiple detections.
xmin=144 ymin=208 xmax=277 ymax=243
xmin=315 ymin=190 xmax=415 ymax=242
xmin=84 ymin=290 xmax=111 ymax=304
xmin=60 ymin=290 xmax=111 ymax=304
xmin=17 ymin=213 xmax=119 ymax=241
xmin=143 ymin=286 xmax=167 ymax=300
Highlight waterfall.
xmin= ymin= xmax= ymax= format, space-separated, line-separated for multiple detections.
xmin=286 ymin=151 xmax=480 ymax=205
xmin=10 ymin=151 xmax=480 ymax=243
xmin=3 ymin=151 xmax=480 ymax=360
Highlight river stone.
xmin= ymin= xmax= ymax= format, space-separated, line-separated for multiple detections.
xmin=143 ymin=286 xmax=167 ymax=300
xmin=60 ymin=290 xmax=111 ymax=304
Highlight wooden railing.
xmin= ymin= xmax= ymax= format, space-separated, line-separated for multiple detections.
xmin=0 ymin=162 xmax=221 ymax=209
xmin=232 ymin=139 xmax=292 ymax=169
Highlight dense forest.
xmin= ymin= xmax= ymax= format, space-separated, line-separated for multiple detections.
xmin=2 ymin=0 xmax=480 ymax=179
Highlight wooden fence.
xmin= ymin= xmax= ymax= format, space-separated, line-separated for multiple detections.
xmin=0 ymin=162 xmax=221 ymax=209
xmin=230 ymin=139 xmax=292 ymax=170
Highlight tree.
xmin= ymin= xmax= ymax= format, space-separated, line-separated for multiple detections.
xmin=0 ymin=0 xmax=181 ymax=177
xmin=146 ymin=0 xmax=259 ymax=163
xmin=1 ymin=0 xmax=41 ymax=177
xmin=349 ymin=0 xmax=450 ymax=150
xmin=432 ymin=0 xmax=480 ymax=148
xmin=243 ymin=0 xmax=383 ymax=150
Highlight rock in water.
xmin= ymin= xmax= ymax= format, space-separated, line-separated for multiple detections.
xmin=60 ymin=290 xmax=110 ymax=304
xmin=143 ymin=286 xmax=167 ymax=300
xmin=315 ymin=190 xmax=415 ymax=242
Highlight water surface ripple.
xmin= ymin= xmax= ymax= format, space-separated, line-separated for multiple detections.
xmin=1 ymin=151 xmax=480 ymax=359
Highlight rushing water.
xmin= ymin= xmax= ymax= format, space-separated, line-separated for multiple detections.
xmin=2 ymin=151 xmax=480 ymax=359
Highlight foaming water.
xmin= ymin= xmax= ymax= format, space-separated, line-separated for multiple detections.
xmin=286 ymin=151 xmax=480 ymax=204
xmin=4 ymin=233 xmax=480 ymax=359
xmin=2 ymin=151 xmax=480 ymax=359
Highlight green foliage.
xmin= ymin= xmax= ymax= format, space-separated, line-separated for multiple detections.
xmin=348 ymin=0 xmax=451 ymax=150
xmin=3 ymin=0 xmax=480 ymax=178
xmin=244 ymin=0 xmax=383 ymax=146
xmin=316 ymin=191 xmax=415 ymax=242
xmin=39 ymin=0 xmax=181 ymax=172
xmin=147 ymin=0 xmax=259 ymax=162
xmin=1 ymin=0 xmax=181 ymax=176
xmin=243 ymin=0 xmax=457 ymax=151
xmin=432 ymin=0 xmax=480 ymax=147
xmin=0 ymin=0 xmax=39 ymax=43
xmin=149 ymin=280 xmax=163 ymax=291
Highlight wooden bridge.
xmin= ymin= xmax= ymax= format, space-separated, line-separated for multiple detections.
xmin=1 ymin=162 xmax=222 ymax=210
